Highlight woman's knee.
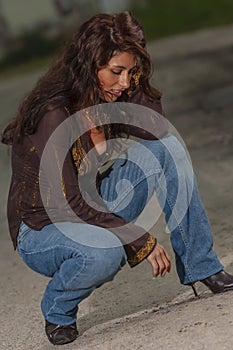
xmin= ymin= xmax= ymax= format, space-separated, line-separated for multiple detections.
xmin=87 ymin=246 xmax=126 ymax=284
xmin=142 ymin=136 xmax=191 ymax=175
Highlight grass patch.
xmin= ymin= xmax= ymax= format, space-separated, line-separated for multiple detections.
xmin=0 ymin=29 xmax=63 ymax=80
xmin=0 ymin=56 xmax=52 ymax=80
xmin=131 ymin=0 xmax=233 ymax=40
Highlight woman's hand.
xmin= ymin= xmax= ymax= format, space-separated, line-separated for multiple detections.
xmin=146 ymin=243 xmax=171 ymax=278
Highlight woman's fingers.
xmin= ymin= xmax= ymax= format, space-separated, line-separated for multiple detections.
xmin=164 ymin=249 xmax=171 ymax=273
xmin=146 ymin=243 xmax=171 ymax=277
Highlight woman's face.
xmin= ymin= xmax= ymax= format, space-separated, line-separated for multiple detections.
xmin=97 ymin=52 xmax=137 ymax=102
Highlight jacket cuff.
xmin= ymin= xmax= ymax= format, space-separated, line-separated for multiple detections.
xmin=126 ymin=234 xmax=157 ymax=268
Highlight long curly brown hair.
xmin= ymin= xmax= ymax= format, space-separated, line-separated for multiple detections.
xmin=1 ymin=11 xmax=160 ymax=146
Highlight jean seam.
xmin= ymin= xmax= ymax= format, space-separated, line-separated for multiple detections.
xmin=109 ymin=169 xmax=160 ymax=212
xmin=67 ymin=252 xmax=87 ymax=288
xmin=45 ymin=251 xmax=87 ymax=318
xmin=18 ymin=244 xmax=84 ymax=257
xmin=166 ymin=194 xmax=194 ymax=282
xmin=17 ymin=228 xmax=31 ymax=244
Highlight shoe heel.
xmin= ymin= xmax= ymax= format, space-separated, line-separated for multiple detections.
xmin=190 ymin=283 xmax=200 ymax=298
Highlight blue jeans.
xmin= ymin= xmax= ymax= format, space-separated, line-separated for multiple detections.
xmin=17 ymin=134 xmax=223 ymax=326
xmin=17 ymin=222 xmax=126 ymax=326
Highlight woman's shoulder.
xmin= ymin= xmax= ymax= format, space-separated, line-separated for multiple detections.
xmin=31 ymin=107 xmax=70 ymax=140
xmin=42 ymin=106 xmax=69 ymax=122
xmin=37 ymin=106 xmax=70 ymax=130
xmin=128 ymin=86 xmax=163 ymax=115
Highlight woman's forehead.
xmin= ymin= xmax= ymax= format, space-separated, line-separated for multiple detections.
xmin=108 ymin=52 xmax=137 ymax=67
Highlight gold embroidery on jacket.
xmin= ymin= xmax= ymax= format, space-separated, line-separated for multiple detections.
xmin=65 ymin=106 xmax=89 ymax=176
xmin=46 ymin=187 xmax=51 ymax=207
xmin=72 ymin=140 xmax=89 ymax=176
xmin=128 ymin=235 xmax=156 ymax=267
xmin=53 ymin=145 xmax=66 ymax=197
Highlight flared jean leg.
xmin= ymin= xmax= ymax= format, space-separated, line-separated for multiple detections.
xmin=17 ymin=222 xmax=126 ymax=325
xmin=100 ymin=135 xmax=223 ymax=284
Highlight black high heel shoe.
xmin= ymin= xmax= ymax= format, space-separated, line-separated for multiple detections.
xmin=45 ymin=320 xmax=78 ymax=345
xmin=190 ymin=270 xmax=233 ymax=297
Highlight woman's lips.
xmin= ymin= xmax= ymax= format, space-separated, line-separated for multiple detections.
xmin=109 ymin=90 xmax=123 ymax=98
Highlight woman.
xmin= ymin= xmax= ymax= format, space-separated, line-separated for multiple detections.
xmin=2 ymin=11 xmax=233 ymax=346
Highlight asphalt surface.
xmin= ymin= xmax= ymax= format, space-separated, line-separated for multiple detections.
xmin=0 ymin=24 xmax=233 ymax=349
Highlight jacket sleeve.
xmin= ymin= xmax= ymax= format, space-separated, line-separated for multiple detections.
xmin=30 ymin=108 xmax=156 ymax=267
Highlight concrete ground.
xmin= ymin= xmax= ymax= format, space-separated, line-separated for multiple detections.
xmin=0 ymin=24 xmax=233 ymax=349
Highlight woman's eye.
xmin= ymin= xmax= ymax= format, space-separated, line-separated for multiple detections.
xmin=111 ymin=70 xmax=121 ymax=75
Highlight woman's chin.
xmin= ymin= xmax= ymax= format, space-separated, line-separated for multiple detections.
xmin=103 ymin=92 xmax=118 ymax=102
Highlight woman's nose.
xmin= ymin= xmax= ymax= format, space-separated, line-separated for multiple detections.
xmin=119 ymin=72 xmax=130 ymax=89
